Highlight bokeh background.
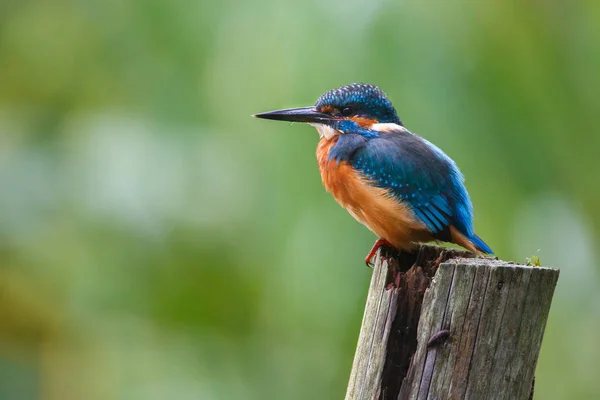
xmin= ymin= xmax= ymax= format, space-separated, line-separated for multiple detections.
xmin=1 ymin=1 xmax=599 ymax=399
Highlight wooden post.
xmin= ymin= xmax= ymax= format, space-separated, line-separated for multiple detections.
xmin=345 ymin=245 xmax=559 ymax=400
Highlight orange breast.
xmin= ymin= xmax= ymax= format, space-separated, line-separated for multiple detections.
xmin=316 ymin=138 xmax=429 ymax=250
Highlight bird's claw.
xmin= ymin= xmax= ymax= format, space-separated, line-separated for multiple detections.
xmin=364 ymin=238 xmax=393 ymax=268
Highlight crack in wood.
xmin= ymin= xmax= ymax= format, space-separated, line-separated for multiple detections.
xmin=344 ymin=245 xmax=559 ymax=400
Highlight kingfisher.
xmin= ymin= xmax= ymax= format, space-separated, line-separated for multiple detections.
xmin=254 ymin=83 xmax=492 ymax=265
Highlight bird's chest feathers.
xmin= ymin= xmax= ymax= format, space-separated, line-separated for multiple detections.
xmin=316 ymin=137 xmax=376 ymax=225
xmin=317 ymin=138 xmax=360 ymax=209
xmin=316 ymin=136 xmax=424 ymax=247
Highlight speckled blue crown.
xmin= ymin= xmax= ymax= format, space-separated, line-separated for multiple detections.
xmin=315 ymin=83 xmax=402 ymax=125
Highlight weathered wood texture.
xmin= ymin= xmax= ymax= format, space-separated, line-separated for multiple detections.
xmin=345 ymin=245 xmax=559 ymax=400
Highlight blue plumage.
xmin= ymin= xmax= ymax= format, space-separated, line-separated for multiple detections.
xmin=316 ymin=83 xmax=402 ymax=125
xmin=254 ymin=82 xmax=493 ymax=257
xmin=317 ymin=85 xmax=492 ymax=253
xmin=326 ymin=114 xmax=492 ymax=254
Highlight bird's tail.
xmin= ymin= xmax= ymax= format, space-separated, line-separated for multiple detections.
xmin=469 ymin=234 xmax=493 ymax=254
xmin=449 ymin=226 xmax=493 ymax=255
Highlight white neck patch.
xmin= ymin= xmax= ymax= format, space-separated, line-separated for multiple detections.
xmin=309 ymin=123 xmax=341 ymax=140
xmin=370 ymin=123 xmax=407 ymax=133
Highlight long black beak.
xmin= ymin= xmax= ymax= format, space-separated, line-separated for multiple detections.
xmin=252 ymin=106 xmax=332 ymax=124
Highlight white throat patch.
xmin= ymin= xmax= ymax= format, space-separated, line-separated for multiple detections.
xmin=309 ymin=123 xmax=341 ymax=140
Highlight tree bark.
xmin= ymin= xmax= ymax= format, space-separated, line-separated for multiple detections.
xmin=345 ymin=245 xmax=559 ymax=400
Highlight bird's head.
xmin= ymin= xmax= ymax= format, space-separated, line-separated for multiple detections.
xmin=253 ymin=83 xmax=403 ymax=140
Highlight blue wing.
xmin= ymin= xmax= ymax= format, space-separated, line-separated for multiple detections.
xmin=327 ymin=128 xmax=492 ymax=253
xmin=349 ymin=130 xmax=479 ymax=243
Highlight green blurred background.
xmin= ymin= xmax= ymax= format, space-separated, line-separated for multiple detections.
xmin=1 ymin=1 xmax=599 ymax=399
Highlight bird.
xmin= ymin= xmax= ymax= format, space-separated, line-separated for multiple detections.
xmin=253 ymin=83 xmax=492 ymax=265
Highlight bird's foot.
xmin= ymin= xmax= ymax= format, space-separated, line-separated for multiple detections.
xmin=365 ymin=238 xmax=394 ymax=268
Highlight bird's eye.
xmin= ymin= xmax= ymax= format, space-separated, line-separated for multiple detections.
xmin=341 ymin=107 xmax=353 ymax=117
